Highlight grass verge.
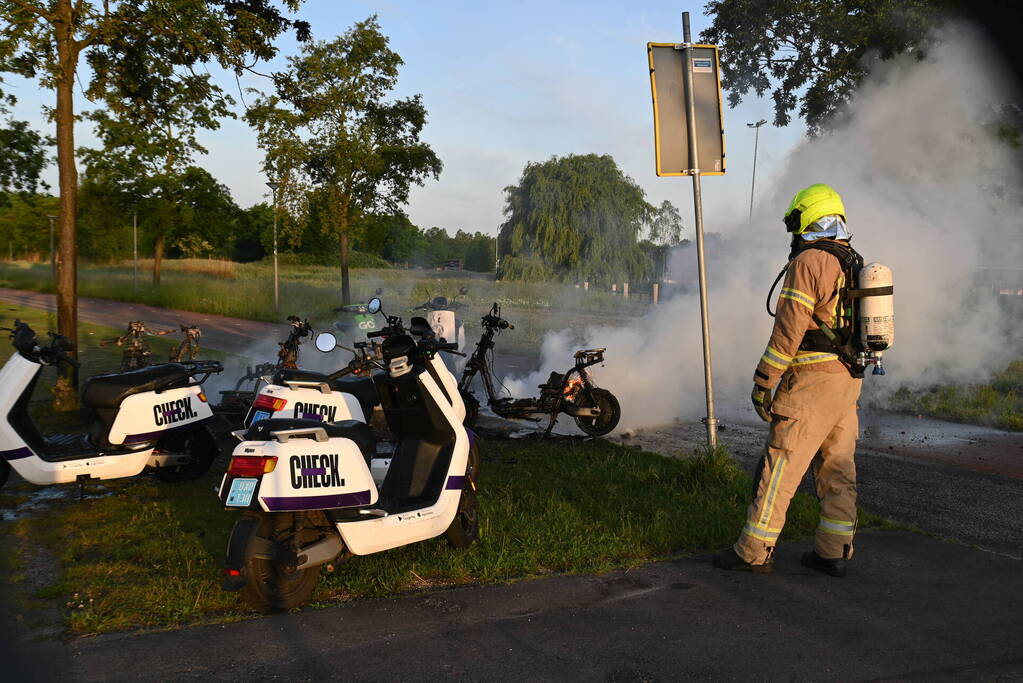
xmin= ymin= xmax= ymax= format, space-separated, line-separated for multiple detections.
xmin=886 ymin=359 xmax=1023 ymax=431
xmin=1 ymin=437 xmax=889 ymax=636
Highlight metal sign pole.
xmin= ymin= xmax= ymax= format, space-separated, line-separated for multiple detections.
xmin=682 ymin=12 xmax=718 ymax=449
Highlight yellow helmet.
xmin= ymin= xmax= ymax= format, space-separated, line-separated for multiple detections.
xmin=783 ymin=184 xmax=846 ymax=234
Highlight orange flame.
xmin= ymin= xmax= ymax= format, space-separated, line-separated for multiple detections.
xmin=563 ymin=376 xmax=584 ymax=400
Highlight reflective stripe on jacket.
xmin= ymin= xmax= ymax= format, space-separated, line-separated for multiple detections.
xmin=755 ymin=242 xmax=847 ymax=389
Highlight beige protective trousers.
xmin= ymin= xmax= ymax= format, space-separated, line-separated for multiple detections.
xmin=735 ymin=369 xmax=863 ymax=565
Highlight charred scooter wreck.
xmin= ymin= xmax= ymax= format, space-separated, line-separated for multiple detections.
xmin=219 ymin=298 xmax=480 ymax=612
xmin=458 ymin=303 xmax=621 ymax=437
xmin=0 ymin=321 xmax=223 ymax=490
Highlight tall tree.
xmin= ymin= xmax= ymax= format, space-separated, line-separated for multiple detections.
xmin=0 ymin=0 xmax=307 ymax=404
xmin=700 ymin=0 xmax=948 ymax=133
xmin=498 ymin=154 xmax=681 ymax=285
xmin=246 ymin=16 xmax=442 ymax=304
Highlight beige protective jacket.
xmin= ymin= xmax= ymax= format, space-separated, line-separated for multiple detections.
xmin=754 ymin=241 xmax=849 ymax=390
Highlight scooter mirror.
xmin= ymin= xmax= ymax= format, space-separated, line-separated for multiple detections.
xmin=314 ymin=331 xmax=338 ymax=353
xmin=367 ymin=297 xmax=382 ymax=314
xmin=375 ymin=287 xmax=383 ymax=295
xmin=459 ymin=286 xmax=468 ymax=295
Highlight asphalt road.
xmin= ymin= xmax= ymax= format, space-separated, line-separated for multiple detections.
xmin=10 ymin=531 xmax=1023 ymax=682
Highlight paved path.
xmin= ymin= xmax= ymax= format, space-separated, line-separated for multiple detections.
xmin=9 ymin=531 xmax=1023 ymax=681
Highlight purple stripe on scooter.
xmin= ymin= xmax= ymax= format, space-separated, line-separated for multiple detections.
xmin=300 ymin=413 xmax=324 ymax=422
xmin=261 ymin=490 xmax=372 ymax=511
xmin=2 ymin=446 xmax=33 ymax=461
xmin=300 ymin=467 xmax=326 ymax=476
xmin=123 ymin=417 xmax=211 ymax=444
xmin=446 ymin=475 xmax=465 ymax=490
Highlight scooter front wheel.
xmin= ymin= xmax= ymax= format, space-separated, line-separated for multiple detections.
xmin=238 ymin=512 xmax=321 ymax=614
xmin=460 ymin=389 xmax=480 ymax=429
xmin=573 ymin=389 xmax=622 ymax=437
xmin=445 ymin=487 xmax=480 ymax=549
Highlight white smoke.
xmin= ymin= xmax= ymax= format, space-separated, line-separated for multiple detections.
xmin=509 ymin=24 xmax=1023 ymax=431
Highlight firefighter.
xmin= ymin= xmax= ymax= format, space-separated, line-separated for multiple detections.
xmin=714 ymin=183 xmax=861 ymax=577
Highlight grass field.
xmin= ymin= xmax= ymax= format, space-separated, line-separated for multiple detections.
xmin=886 ymin=359 xmax=1023 ymax=431
xmin=0 ymin=259 xmax=649 ymax=355
xmin=0 ymin=438 xmax=891 ymax=636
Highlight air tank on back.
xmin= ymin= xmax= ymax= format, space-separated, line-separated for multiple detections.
xmin=859 ymin=263 xmax=894 ymax=352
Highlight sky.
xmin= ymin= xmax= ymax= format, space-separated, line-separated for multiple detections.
xmin=3 ymin=0 xmax=807 ymax=238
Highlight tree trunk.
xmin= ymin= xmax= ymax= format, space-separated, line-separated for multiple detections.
xmin=153 ymin=232 xmax=164 ymax=286
xmin=52 ymin=0 xmax=79 ymax=409
xmin=339 ymin=216 xmax=351 ymax=305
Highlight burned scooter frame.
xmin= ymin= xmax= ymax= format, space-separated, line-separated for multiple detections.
xmin=457 ymin=303 xmax=621 ymax=437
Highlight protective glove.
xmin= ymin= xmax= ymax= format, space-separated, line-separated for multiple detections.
xmin=751 ymin=384 xmax=773 ymax=422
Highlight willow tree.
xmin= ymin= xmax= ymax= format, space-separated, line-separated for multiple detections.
xmin=0 ymin=0 xmax=307 ymax=403
xmin=497 ymin=154 xmax=681 ymax=285
xmin=246 ymin=16 xmax=441 ymax=304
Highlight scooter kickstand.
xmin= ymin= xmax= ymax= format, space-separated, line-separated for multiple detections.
xmin=76 ymin=474 xmax=88 ymax=502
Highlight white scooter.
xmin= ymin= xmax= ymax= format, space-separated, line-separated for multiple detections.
xmin=0 ymin=321 xmax=222 ymax=489
xmin=219 ymin=298 xmax=479 ymax=613
xmin=413 ymin=287 xmax=468 ymax=353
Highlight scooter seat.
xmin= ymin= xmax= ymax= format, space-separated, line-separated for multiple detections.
xmin=272 ymin=369 xmax=380 ymax=419
xmin=244 ymin=418 xmax=376 ymax=458
xmin=82 ymin=363 xmax=192 ymax=409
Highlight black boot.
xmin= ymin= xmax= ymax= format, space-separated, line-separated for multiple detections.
xmin=801 ymin=550 xmax=847 ymax=577
xmin=712 ymin=548 xmax=773 ymax=574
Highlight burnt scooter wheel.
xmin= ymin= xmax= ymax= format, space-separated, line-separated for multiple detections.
xmin=153 ymin=427 xmax=220 ymax=483
xmin=239 ymin=511 xmax=321 ymax=613
xmin=573 ymin=389 xmax=621 ymax=437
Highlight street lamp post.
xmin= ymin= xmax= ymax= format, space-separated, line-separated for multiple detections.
xmin=266 ymin=181 xmax=280 ymax=313
xmin=46 ymin=214 xmax=57 ymax=279
xmin=747 ymin=119 xmax=767 ymax=221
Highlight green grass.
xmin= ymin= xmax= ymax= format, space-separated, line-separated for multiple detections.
xmin=1 ymin=437 xmax=889 ymax=636
xmin=0 ymin=259 xmax=648 ymax=354
xmin=886 ymin=359 xmax=1023 ymax=431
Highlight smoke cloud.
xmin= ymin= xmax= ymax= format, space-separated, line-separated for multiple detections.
xmin=508 ymin=23 xmax=1023 ymax=432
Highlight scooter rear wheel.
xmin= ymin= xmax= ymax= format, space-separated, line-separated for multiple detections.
xmin=239 ymin=512 xmax=321 ymax=614
xmin=573 ymin=389 xmax=621 ymax=437
xmin=153 ymin=427 xmax=219 ymax=483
